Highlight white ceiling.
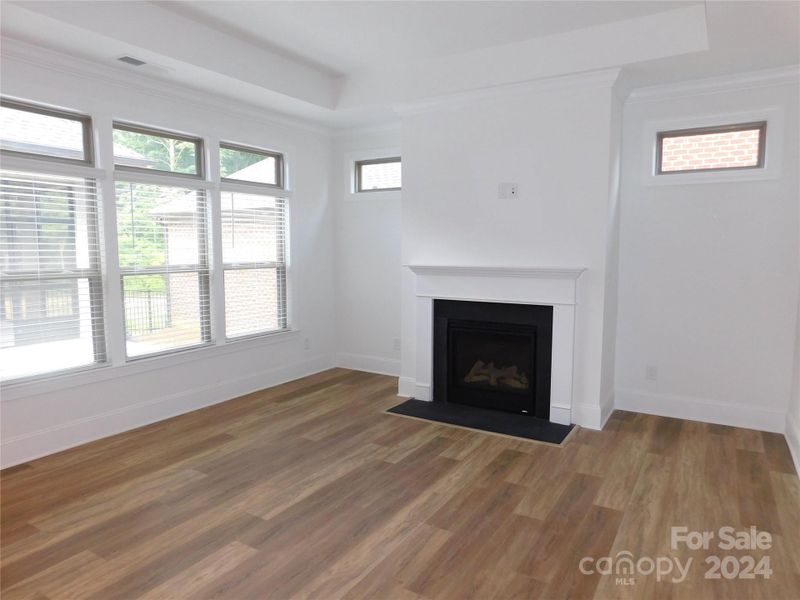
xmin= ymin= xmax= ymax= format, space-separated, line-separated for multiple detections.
xmin=1 ymin=1 xmax=798 ymax=128
xmin=158 ymin=1 xmax=699 ymax=75
xmin=624 ymin=1 xmax=800 ymax=88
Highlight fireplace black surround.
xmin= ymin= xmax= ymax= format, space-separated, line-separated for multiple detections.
xmin=433 ymin=299 xmax=553 ymax=419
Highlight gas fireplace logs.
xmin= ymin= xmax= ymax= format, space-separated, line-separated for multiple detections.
xmin=464 ymin=360 xmax=530 ymax=389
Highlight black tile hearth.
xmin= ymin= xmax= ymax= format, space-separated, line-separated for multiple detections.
xmin=387 ymin=399 xmax=574 ymax=445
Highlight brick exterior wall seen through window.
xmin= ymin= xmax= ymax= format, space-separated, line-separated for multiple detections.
xmin=659 ymin=127 xmax=763 ymax=173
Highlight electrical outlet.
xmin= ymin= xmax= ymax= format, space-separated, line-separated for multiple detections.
xmin=645 ymin=365 xmax=658 ymax=381
xmin=498 ymin=182 xmax=519 ymax=200
xmin=392 ymin=338 xmax=401 ymax=351
xmin=304 ymin=337 xmax=311 ymax=351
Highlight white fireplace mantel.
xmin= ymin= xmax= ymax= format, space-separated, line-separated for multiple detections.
xmin=406 ymin=264 xmax=586 ymax=425
xmin=407 ymin=265 xmax=586 ymax=279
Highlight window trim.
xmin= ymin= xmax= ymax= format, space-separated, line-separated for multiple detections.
xmin=355 ymin=156 xmax=401 ymax=192
xmin=655 ymin=121 xmax=767 ymax=175
xmin=0 ymin=98 xmax=94 ymax=167
xmin=220 ymin=142 xmax=284 ymax=190
xmin=112 ymin=122 xmax=205 ymax=180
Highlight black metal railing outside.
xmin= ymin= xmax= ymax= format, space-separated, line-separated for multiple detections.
xmin=124 ymin=289 xmax=171 ymax=335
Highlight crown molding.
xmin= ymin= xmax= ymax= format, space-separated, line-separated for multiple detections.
xmin=405 ymin=265 xmax=587 ymax=280
xmin=0 ymin=38 xmax=335 ymax=137
xmin=332 ymin=120 xmax=402 ymax=139
xmin=394 ymin=68 xmax=622 ymax=117
xmin=627 ymin=65 xmax=800 ymax=104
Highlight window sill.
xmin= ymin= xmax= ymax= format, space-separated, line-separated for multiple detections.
xmin=0 ymin=328 xmax=301 ymax=402
xmin=347 ymin=189 xmax=401 ymax=201
xmin=643 ymin=166 xmax=780 ymax=187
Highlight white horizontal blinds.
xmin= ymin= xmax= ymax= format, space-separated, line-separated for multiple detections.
xmin=221 ymin=191 xmax=287 ymax=338
xmin=115 ymin=181 xmax=211 ymax=357
xmin=0 ymin=170 xmax=105 ymax=380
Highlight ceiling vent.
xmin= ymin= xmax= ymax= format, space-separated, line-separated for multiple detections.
xmin=117 ymin=56 xmax=146 ymax=67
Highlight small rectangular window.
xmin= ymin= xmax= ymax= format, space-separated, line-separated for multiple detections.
xmin=355 ymin=157 xmax=401 ymax=192
xmin=113 ymin=123 xmax=203 ymax=177
xmin=220 ymin=143 xmax=282 ymax=187
xmin=656 ymin=122 xmax=766 ymax=175
xmin=0 ymin=100 xmax=93 ymax=164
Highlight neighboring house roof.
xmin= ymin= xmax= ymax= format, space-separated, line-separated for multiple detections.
xmin=221 ymin=159 xmax=274 ymax=184
xmin=150 ymin=190 xmax=279 ymax=217
xmin=151 ymin=159 xmax=278 ymax=217
xmin=0 ymin=107 xmax=154 ymax=166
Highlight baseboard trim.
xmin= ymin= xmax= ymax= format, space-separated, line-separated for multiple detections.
xmin=550 ymin=405 xmax=571 ymax=426
xmin=598 ymin=390 xmax=615 ymax=429
xmin=396 ymin=379 xmax=431 ymax=401
xmin=572 ymin=402 xmax=602 ymax=430
xmin=1 ymin=355 xmax=334 ymax=469
xmin=785 ymin=410 xmax=800 ymax=475
xmin=615 ymin=388 xmax=786 ymax=433
xmin=414 ymin=383 xmax=431 ymax=401
xmin=335 ymin=352 xmax=400 ymax=377
xmin=398 ymin=376 xmax=415 ymax=398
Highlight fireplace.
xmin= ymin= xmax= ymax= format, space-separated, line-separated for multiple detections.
xmin=433 ymin=299 xmax=553 ymax=419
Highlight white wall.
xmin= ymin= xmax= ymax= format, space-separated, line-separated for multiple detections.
xmin=599 ymin=84 xmax=625 ymax=410
xmin=788 ymin=293 xmax=800 ymax=470
xmin=0 ymin=49 xmax=337 ymax=467
xmin=787 ymin=158 xmax=800 ymax=470
xmin=615 ymin=76 xmax=800 ymax=432
xmin=399 ymin=71 xmax=623 ymax=428
xmin=332 ymin=127 xmax=403 ymax=375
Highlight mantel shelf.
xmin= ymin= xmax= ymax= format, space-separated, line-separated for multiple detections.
xmin=405 ymin=265 xmax=587 ymax=280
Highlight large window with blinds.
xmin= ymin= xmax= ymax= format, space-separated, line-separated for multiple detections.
xmin=115 ymin=182 xmax=211 ymax=357
xmin=113 ymin=124 xmax=211 ymax=358
xmin=0 ymin=103 xmax=105 ymax=381
xmin=0 ymin=98 xmax=291 ymax=382
xmin=219 ymin=141 xmax=288 ymax=338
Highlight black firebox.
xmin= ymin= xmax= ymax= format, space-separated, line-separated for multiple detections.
xmin=433 ymin=299 xmax=553 ymax=419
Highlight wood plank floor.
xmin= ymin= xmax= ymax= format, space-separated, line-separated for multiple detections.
xmin=1 ymin=368 xmax=798 ymax=599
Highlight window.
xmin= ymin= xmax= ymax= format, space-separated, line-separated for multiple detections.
xmin=0 ymin=99 xmax=93 ymax=164
xmin=116 ymin=182 xmax=211 ymax=357
xmin=656 ymin=122 xmax=766 ymax=174
xmin=220 ymin=143 xmax=282 ymax=187
xmin=355 ymin=157 xmax=401 ymax=191
xmin=220 ymin=141 xmax=288 ymax=338
xmin=0 ymin=169 xmax=105 ymax=380
xmin=221 ymin=193 xmax=287 ymax=338
xmin=113 ymin=123 xmax=203 ymax=176
xmin=1 ymin=95 xmax=293 ymax=381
